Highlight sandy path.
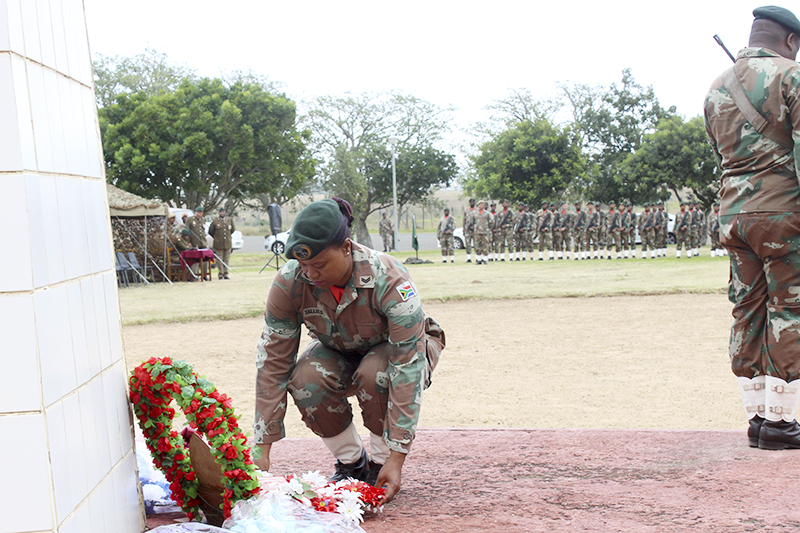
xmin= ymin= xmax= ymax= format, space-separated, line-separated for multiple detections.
xmin=123 ymin=293 xmax=741 ymax=441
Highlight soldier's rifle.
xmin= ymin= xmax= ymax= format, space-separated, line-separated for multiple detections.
xmin=538 ymin=211 xmax=551 ymax=232
xmin=714 ymin=35 xmax=736 ymax=63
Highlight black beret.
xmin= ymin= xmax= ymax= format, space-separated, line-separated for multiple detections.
xmin=285 ymin=199 xmax=343 ymax=260
xmin=754 ymin=6 xmax=800 ymax=35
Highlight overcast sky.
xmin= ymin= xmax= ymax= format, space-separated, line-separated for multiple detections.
xmin=83 ymin=0 xmax=766 ymax=147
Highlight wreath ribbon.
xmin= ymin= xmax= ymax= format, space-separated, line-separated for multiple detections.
xmin=129 ymin=357 xmax=260 ymax=521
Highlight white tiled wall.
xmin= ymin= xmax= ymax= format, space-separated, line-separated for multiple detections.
xmin=0 ymin=0 xmax=143 ymax=532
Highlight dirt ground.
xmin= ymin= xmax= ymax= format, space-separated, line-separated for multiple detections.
xmin=129 ymin=294 xmax=770 ymax=532
xmin=123 ymin=293 xmax=741 ymax=438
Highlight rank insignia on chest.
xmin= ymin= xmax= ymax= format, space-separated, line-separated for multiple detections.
xmin=395 ymin=281 xmax=416 ymax=301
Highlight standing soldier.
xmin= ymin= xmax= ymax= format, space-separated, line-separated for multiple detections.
xmin=626 ymin=203 xmax=637 ymax=258
xmin=437 ymin=207 xmax=456 ymax=263
xmin=379 ymin=212 xmax=393 ymax=252
xmin=537 ymin=202 xmax=553 ymax=260
xmin=605 ymin=201 xmax=622 ymax=259
xmin=597 ymin=203 xmax=607 ymax=258
xmin=185 ymin=206 xmax=207 ymax=249
xmin=513 ymin=202 xmax=527 ymax=261
xmin=674 ymin=201 xmax=692 ymax=258
xmin=688 ymin=201 xmax=701 ymax=257
xmin=209 ymin=207 xmax=235 ymax=279
xmin=572 ymin=201 xmax=587 ymax=260
xmin=555 ymin=202 xmax=572 ymax=260
xmin=653 ymin=202 xmax=665 ymax=257
xmin=708 ymin=202 xmax=722 ymax=257
xmin=534 ymin=200 xmax=548 ymax=251
xmin=463 ymin=198 xmax=477 ymax=263
xmin=495 ymin=200 xmax=514 ymax=261
xmin=695 ymin=200 xmax=706 ymax=257
xmin=489 ymin=203 xmax=500 ymax=261
xmin=473 ymin=201 xmax=493 ymax=265
xmin=638 ymin=203 xmax=656 ymax=259
xmin=619 ymin=202 xmax=632 ymax=258
xmin=585 ymin=202 xmax=600 ymax=259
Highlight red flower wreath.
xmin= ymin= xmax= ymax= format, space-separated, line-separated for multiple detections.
xmin=129 ymin=357 xmax=260 ymax=521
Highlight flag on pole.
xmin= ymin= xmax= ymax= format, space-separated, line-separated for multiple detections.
xmin=412 ymin=214 xmax=419 ymax=256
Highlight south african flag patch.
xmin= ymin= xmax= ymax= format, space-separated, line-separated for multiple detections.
xmin=395 ymin=281 xmax=416 ymax=301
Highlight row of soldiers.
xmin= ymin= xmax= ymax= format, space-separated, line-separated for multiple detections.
xmin=437 ymin=198 xmax=724 ymax=263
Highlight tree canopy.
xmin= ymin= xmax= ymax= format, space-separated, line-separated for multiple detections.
xmin=99 ymin=77 xmax=315 ymax=211
xmin=304 ymin=92 xmax=458 ymax=244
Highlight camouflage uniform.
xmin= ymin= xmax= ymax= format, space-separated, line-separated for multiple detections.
xmin=673 ymin=206 xmax=692 ymax=257
xmin=463 ymin=206 xmax=477 ymax=262
xmin=473 ymin=206 xmax=493 ymax=264
xmin=379 ymin=215 xmax=393 ymax=252
xmin=605 ymin=206 xmax=622 ymax=258
xmin=708 ymin=206 xmax=722 ymax=257
xmin=537 ymin=205 xmax=554 ymax=259
xmin=705 ymin=43 xmax=800 ymax=437
xmin=690 ymin=206 xmax=702 ymax=256
xmin=597 ymin=207 xmax=607 ymax=257
xmin=653 ymin=206 xmax=667 ymax=257
xmin=437 ymin=211 xmax=455 ymax=262
xmin=638 ymin=206 xmax=656 ymax=258
xmin=495 ymin=206 xmax=515 ymax=260
xmin=585 ymin=206 xmax=600 ymax=258
xmin=523 ymin=206 xmax=534 ymax=254
xmin=513 ymin=207 xmax=528 ymax=260
xmin=620 ymin=208 xmax=632 ymax=257
xmin=209 ymin=212 xmax=235 ymax=278
xmin=570 ymin=205 xmax=585 ymax=260
xmin=554 ymin=208 xmax=572 ymax=259
xmin=254 ymin=242 xmax=445 ymax=455
xmin=490 ymin=206 xmax=500 ymax=259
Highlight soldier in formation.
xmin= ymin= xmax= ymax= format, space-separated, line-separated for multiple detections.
xmin=463 ymin=198 xmax=477 ymax=263
xmin=379 ymin=213 xmax=393 ymax=252
xmin=638 ymin=203 xmax=656 ymax=258
xmin=437 ymin=207 xmax=456 ymax=263
xmin=494 ymin=200 xmax=514 ymax=261
xmin=473 ymin=201 xmax=493 ymax=264
xmin=674 ymin=201 xmax=692 ymax=258
xmin=513 ymin=202 xmax=529 ymax=260
xmin=605 ymin=201 xmax=622 ymax=259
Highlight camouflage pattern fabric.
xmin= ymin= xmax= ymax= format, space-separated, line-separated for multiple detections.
xmin=538 ymin=210 xmax=553 ymax=251
xmin=495 ymin=209 xmax=514 ymax=253
xmin=585 ymin=211 xmax=600 ymax=251
xmin=254 ymin=242 xmax=446 ymax=453
xmin=463 ymin=207 xmax=477 ymax=254
xmin=705 ymin=47 xmax=800 ymax=382
xmin=605 ymin=210 xmax=621 ymax=252
xmin=437 ymin=213 xmax=455 ymax=256
xmin=514 ymin=211 xmax=527 ymax=253
xmin=708 ymin=211 xmax=721 ymax=250
xmin=379 ymin=216 xmax=393 ymax=251
xmin=674 ymin=209 xmax=692 ymax=251
xmin=690 ymin=209 xmax=702 ymax=249
xmin=554 ymin=211 xmax=571 ymax=252
xmin=653 ymin=209 xmax=667 ymax=249
xmin=620 ymin=211 xmax=632 ymax=251
xmin=638 ymin=209 xmax=656 ymax=252
xmin=473 ymin=209 xmax=493 ymax=256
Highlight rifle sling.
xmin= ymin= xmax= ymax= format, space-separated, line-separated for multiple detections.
xmin=721 ymin=68 xmax=792 ymax=150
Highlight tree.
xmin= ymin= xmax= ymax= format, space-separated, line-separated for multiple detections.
xmin=304 ymin=92 xmax=457 ymax=244
xmin=99 ymin=77 xmax=315 ymax=212
xmin=560 ymin=69 xmax=675 ymax=202
xmin=93 ymin=48 xmax=195 ymax=108
xmin=467 ymin=118 xmax=586 ymax=206
xmin=621 ymin=115 xmax=719 ymax=210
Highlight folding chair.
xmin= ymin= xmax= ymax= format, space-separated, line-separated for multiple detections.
xmin=115 ymin=253 xmax=129 ymax=287
xmin=127 ymin=251 xmax=151 ymax=281
xmin=115 ymin=251 xmax=136 ymax=285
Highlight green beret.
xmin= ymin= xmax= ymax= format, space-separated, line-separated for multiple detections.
xmin=754 ymin=6 xmax=800 ymax=35
xmin=181 ymin=228 xmax=191 ymax=236
xmin=285 ymin=199 xmax=342 ymax=260
xmin=195 ymin=206 xmax=204 ymax=212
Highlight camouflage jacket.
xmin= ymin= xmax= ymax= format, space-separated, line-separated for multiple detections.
xmin=255 ymin=242 xmax=444 ymax=453
xmin=708 ymin=212 xmax=720 ymax=233
xmin=638 ymin=211 xmax=655 ymax=232
xmin=605 ymin=210 xmax=621 ymax=232
xmin=513 ymin=211 xmax=527 ymax=233
xmin=572 ymin=210 xmax=587 ymax=232
xmin=474 ymin=209 xmax=493 ymax=234
xmin=704 ymin=47 xmax=800 ymax=216
xmin=620 ymin=212 xmax=631 ymax=231
xmin=463 ymin=208 xmax=476 ymax=233
xmin=586 ymin=211 xmax=600 ymax=230
xmin=379 ymin=217 xmax=392 ymax=235
xmin=437 ymin=214 xmax=455 ymax=237
xmin=495 ymin=209 xmax=514 ymax=230
xmin=558 ymin=211 xmax=572 ymax=232
xmin=675 ymin=210 xmax=691 ymax=232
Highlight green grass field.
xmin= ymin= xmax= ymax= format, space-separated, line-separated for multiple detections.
xmin=118 ymin=249 xmax=728 ymax=326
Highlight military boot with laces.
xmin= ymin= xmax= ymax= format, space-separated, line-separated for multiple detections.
xmin=329 ymin=449 xmax=371 ymax=483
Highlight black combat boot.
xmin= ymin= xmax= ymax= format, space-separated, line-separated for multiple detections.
xmin=748 ymin=415 xmax=764 ymax=448
xmin=329 ymin=449 xmax=371 ymax=482
xmin=365 ymin=460 xmax=383 ymax=487
xmin=758 ymin=419 xmax=800 ymax=450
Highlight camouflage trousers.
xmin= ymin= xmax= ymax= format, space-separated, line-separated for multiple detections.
xmin=497 ymin=227 xmax=514 ymax=253
xmin=380 ymin=232 xmax=392 ymax=251
xmin=655 ymin=228 xmax=667 ymax=249
xmin=440 ymin=234 xmax=454 ymax=256
xmin=721 ymin=213 xmax=800 ymax=381
xmin=640 ymin=228 xmax=655 ymax=251
xmin=586 ymin=228 xmax=600 ymax=251
xmin=690 ymin=226 xmax=701 ymax=249
xmin=606 ymin=229 xmax=622 ymax=252
xmin=619 ymin=229 xmax=631 ymax=250
xmin=538 ymin=230 xmax=553 ymax=251
xmin=514 ymin=231 xmax=526 ymax=252
xmin=464 ymin=230 xmax=475 ymax=255
xmin=675 ymin=228 xmax=691 ymax=250
xmin=709 ymin=228 xmax=721 ymax=250
xmin=554 ymin=230 xmax=571 ymax=251
xmin=491 ymin=230 xmax=502 ymax=253
xmin=287 ymin=329 xmax=444 ymax=439
xmin=573 ymin=230 xmax=587 ymax=252
xmin=475 ymin=232 xmax=491 ymax=256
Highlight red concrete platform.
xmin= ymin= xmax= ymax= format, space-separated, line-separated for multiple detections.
xmin=148 ymin=428 xmax=800 ymax=532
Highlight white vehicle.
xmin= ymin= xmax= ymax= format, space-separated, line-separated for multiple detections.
xmin=453 ymin=227 xmax=465 ymax=249
xmin=264 ymin=230 xmax=290 ymax=255
xmin=167 ymin=208 xmax=244 ymax=250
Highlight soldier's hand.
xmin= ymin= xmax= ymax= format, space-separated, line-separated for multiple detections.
xmin=376 ymin=451 xmax=406 ymax=504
